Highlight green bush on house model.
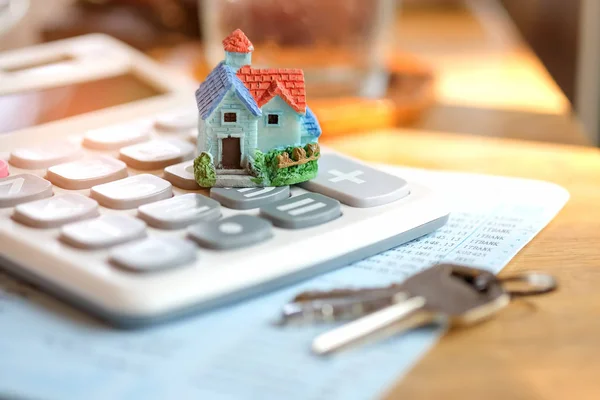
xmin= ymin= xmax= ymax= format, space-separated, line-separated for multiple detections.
xmin=193 ymin=29 xmax=322 ymax=188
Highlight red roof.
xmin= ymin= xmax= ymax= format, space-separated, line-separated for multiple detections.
xmin=222 ymin=29 xmax=254 ymax=53
xmin=236 ymin=66 xmax=306 ymax=114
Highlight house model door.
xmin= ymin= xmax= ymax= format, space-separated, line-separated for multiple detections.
xmin=221 ymin=137 xmax=242 ymax=169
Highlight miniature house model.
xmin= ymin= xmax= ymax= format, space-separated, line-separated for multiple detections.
xmin=193 ymin=29 xmax=322 ymax=188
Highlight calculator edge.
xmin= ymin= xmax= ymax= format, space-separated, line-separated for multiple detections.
xmin=0 ymin=213 xmax=449 ymax=328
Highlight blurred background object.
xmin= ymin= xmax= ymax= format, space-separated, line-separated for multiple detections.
xmin=41 ymin=0 xmax=201 ymax=50
xmin=202 ymin=0 xmax=395 ymax=99
xmin=0 ymin=0 xmax=596 ymax=146
xmin=0 ymin=0 xmax=29 ymax=36
xmin=498 ymin=0 xmax=600 ymax=145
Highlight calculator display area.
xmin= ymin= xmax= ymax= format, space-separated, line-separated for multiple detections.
xmin=0 ymin=73 xmax=166 ymax=134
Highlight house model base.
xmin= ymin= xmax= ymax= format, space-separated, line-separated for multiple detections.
xmin=193 ymin=29 xmax=322 ymax=188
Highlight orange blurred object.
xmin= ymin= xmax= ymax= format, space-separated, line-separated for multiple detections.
xmin=309 ymin=98 xmax=397 ymax=137
xmin=309 ymin=52 xmax=436 ymax=136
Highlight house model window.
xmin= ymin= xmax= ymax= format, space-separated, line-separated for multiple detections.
xmin=267 ymin=114 xmax=280 ymax=126
xmin=223 ymin=112 xmax=237 ymax=123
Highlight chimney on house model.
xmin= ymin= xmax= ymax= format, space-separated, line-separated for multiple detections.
xmin=222 ymin=29 xmax=254 ymax=72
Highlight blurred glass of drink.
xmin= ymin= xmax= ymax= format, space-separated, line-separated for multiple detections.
xmin=201 ymin=0 xmax=397 ymax=98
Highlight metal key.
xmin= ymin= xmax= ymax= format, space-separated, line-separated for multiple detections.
xmin=275 ymin=284 xmax=406 ymax=326
xmin=277 ymin=265 xmax=504 ymax=326
xmin=278 ymin=264 xmax=556 ymax=356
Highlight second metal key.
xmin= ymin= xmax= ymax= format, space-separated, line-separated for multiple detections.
xmin=311 ymin=264 xmax=511 ymax=355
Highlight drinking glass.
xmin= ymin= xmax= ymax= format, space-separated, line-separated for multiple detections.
xmin=200 ymin=0 xmax=397 ymax=98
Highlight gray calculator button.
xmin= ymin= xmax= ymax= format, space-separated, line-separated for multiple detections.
xmin=110 ymin=237 xmax=197 ymax=272
xmin=13 ymin=193 xmax=99 ymax=228
xmin=91 ymin=174 xmax=172 ymax=210
xmin=47 ymin=156 xmax=128 ymax=190
xmin=210 ymin=186 xmax=290 ymax=210
xmin=119 ymin=139 xmax=195 ymax=170
xmin=154 ymin=110 xmax=197 ymax=132
xmin=9 ymin=141 xmax=82 ymax=169
xmin=299 ymin=153 xmax=410 ymax=208
xmin=163 ymin=160 xmax=199 ymax=190
xmin=138 ymin=193 xmax=221 ymax=230
xmin=61 ymin=214 xmax=147 ymax=249
xmin=0 ymin=174 xmax=53 ymax=208
xmin=259 ymin=193 xmax=341 ymax=229
xmin=188 ymin=214 xmax=273 ymax=250
xmin=188 ymin=128 xmax=197 ymax=144
xmin=82 ymin=121 xmax=151 ymax=150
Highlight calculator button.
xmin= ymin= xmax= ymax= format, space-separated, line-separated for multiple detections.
xmin=9 ymin=141 xmax=82 ymax=169
xmin=0 ymin=174 xmax=53 ymax=208
xmin=61 ymin=214 xmax=147 ymax=249
xmin=110 ymin=237 xmax=197 ymax=272
xmin=138 ymin=193 xmax=221 ymax=230
xmin=259 ymin=193 xmax=341 ymax=229
xmin=210 ymin=186 xmax=290 ymax=210
xmin=13 ymin=193 xmax=99 ymax=228
xmin=299 ymin=153 xmax=410 ymax=208
xmin=163 ymin=160 xmax=199 ymax=190
xmin=82 ymin=121 xmax=151 ymax=150
xmin=46 ymin=156 xmax=128 ymax=190
xmin=188 ymin=129 xmax=197 ymax=144
xmin=154 ymin=110 xmax=197 ymax=132
xmin=119 ymin=139 xmax=195 ymax=170
xmin=188 ymin=214 xmax=273 ymax=250
xmin=91 ymin=174 xmax=172 ymax=210
xmin=0 ymin=160 xmax=8 ymax=178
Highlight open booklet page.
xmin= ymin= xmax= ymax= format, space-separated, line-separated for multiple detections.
xmin=0 ymin=165 xmax=569 ymax=400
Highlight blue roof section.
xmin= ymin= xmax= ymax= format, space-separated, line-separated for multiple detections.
xmin=195 ymin=62 xmax=262 ymax=120
xmin=301 ymin=106 xmax=322 ymax=138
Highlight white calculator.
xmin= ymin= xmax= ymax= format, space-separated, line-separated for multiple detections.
xmin=0 ymin=35 xmax=449 ymax=327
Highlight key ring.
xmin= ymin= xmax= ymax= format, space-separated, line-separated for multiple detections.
xmin=475 ymin=272 xmax=558 ymax=297
xmin=497 ymin=272 xmax=558 ymax=297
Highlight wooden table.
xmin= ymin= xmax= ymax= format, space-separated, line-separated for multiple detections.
xmin=322 ymin=129 xmax=600 ymax=399
xmin=394 ymin=2 xmax=589 ymax=146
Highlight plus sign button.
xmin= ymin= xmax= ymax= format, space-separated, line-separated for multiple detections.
xmin=299 ymin=153 xmax=410 ymax=207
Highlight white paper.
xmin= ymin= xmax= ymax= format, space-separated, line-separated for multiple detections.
xmin=0 ymin=166 xmax=569 ymax=400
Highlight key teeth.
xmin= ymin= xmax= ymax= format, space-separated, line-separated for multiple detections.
xmin=292 ymin=284 xmax=403 ymax=302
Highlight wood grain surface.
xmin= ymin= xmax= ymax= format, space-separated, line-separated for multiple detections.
xmin=322 ymin=129 xmax=600 ymax=400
